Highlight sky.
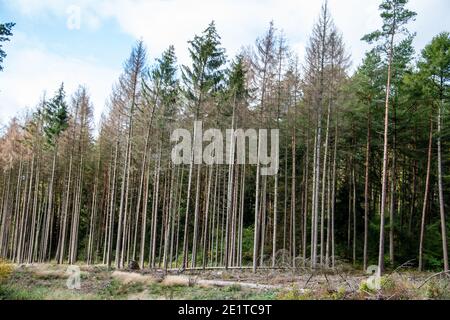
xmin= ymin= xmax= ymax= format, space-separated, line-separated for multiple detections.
xmin=0 ymin=0 xmax=449 ymax=129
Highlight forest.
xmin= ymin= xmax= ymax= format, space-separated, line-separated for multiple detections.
xmin=0 ymin=0 xmax=449 ymax=287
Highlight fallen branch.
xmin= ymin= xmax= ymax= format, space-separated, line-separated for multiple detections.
xmin=417 ymin=271 xmax=450 ymax=289
xmin=304 ymin=273 xmax=315 ymax=288
xmin=196 ymin=279 xmax=281 ymax=290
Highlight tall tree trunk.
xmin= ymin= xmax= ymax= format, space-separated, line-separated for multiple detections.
xmin=253 ymin=136 xmax=262 ymax=273
xmin=191 ymin=165 xmax=202 ymax=268
xmin=437 ymin=100 xmax=449 ymax=271
xmin=378 ymin=36 xmax=394 ymax=275
xmin=320 ymin=100 xmax=331 ymax=266
xmin=363 ymin=106 xmax=371 ymax=271
xmin=150 ymin=148 xmax=161 ymax=268
xmin=419 ymin=117 xmax=433 ymax=272
xmin=43 ymin=145 xmax=58 ymax=262
xmin=331 ymin=115 xmax=338 ymax=269
xmin=352 ymin=167 xmax=357 ymax=266
xmin=389 ymin=103 xmax=397 ymax=267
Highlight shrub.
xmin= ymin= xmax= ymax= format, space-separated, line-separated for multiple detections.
xmin=329 ymin=287 xmax=347 ymax=300
xmin=359 ymin=280 xmax=376 ymax=294
xmin=0 ymin=259 xmax=13 ymax=283
xmin=424 ymin=280 xmax=450 ymax=300
xmin=277 ymin=286 xmax=313 ymax=300
xmin=225 ymin=284 xmax=242 ymax=292
xmin=380 ymin=276 xmax=396 ymax=291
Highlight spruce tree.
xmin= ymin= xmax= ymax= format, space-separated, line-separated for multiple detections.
xmin=0 ymin=22 xmax=15 ymax=71
xmin=44 ymin=84 xmax=69 ymax=146
xmin=181 ymin=21 xmax=226 ymax=269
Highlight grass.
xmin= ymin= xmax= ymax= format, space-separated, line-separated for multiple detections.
xmin=423 ymin=279 xmax=450 ymax=300
xmin=142 ymin=283 xmax=278 ymax=300
xmin=99 ymin=279 xmax=146 ymax=299
xmin=0 ymin=259 xmax=13 ymax=282
xmin=0 ymin=265 xmax=279 ymax=300
xmin=277 ymin=286 xmax=348 ymax=300
xmin=0 ymin=263 xmax=448 ymax=300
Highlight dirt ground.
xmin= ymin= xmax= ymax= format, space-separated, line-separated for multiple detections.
xmin=0 ymin=263 xmax=449 ymax=300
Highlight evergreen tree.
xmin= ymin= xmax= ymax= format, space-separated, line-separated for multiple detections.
xmin=1 ymin=4 xmax=450 ymax=280
xmin=180 ymin=21 xmax=227 ymax=269
xmin=362 ymin=0 xmax=416 ymax=273
xmin=150 ymin=45 xmax=179 ymax=127
xmin=418 ymin=32 xmax=450 ymax=271
xmin=182 ymin=21 xmax=227 ymax=119
xmin=44 ymin=84 xmax=69 ymax=146
xmin=0 ymin=22 xmax=15 ymax=71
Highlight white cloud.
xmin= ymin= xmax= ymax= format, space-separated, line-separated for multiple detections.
xmin=0 ymin=31 xmax=119 ymax=127
xmin=1 ymin=0 xmax=449 ymax=127
xmin=9 ymin=0 xmax=449 ymax=66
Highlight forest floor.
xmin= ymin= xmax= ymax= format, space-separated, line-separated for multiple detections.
xmin=0 ymin=263 xmax=449 ymax=300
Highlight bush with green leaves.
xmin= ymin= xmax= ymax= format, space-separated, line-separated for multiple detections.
xmin=0 ymin=259 xmax=13 ymax=283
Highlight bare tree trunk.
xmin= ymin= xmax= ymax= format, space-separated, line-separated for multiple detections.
xmin=331 ymin=113 xmax=338 ymax=269
xmin=202 ymin=165 xmax=213 ymax=269
xmin=260 ymin=176 xmax=267 ymax=267
xmin=138 ymin=152 xmax=152 ymax=269
xmin=272 ymin=174 xmax=278 ymax=267
xmin=291 ymin=130 xmax=297 ymax=267
xmin=43 ymin=145 xmax=58 ymax=262
xmin=363 ymin=107 xmax=371 ymax=271
xmin=325 ymin=153 xmax=331 ymax=267
xmin=182 ymin=125 xmax=196 ymax=269
xmin=320 ymin=100 xmax=331 ymax=266
xmin=27 ymin=160 xmax=40 ymax=263
xmin=311 ymin=131 xmax=318 ymax=269
xmin=378 ymin=35 xmax=394 ymax=275
xmin=191 ymin=165 xmax=202 ymax=268
xmin=352 ymin=167 xmax=356 ymax=266
xmin=0 ymin=170 xmax=11 ymax=257
xmin=238 ymin=165 xmax=246 ymax=267
xmin=174 ymin=167 xmax=185 ymax=268
xmin=303 ymin=114 xmax=310 ymax=266
xmin=107 ymin=139 xmax=119 ymax=268
xmin=253 ymin=136 xmax=262 ymax=273
xmin=87 ymin=147 xmax=101 ymax=265
xmin=283 ymin=146 xmax=288 ymax=258
xmin=150 ymin=148 xmax=161 ymax=268
xmin=225 ymin=104 xmax=237 ymax=268
xmin=158 ymin=172 xmax=169 ymax=268
xmin=437 ymin=101 xmax=449 ymax=271
xmin=347 ymin=165 xmax=352 ymax=254
xmin=116 ymin=125 xmax=131 ymax=269
xmin=389 ymin=104 xmax=397 ymax=267
xmin=163 ymin=166 xmax=175 ymax=270
xmin=419 ymin=117 xmax=433 ymax=272
xmin=408 ymin=160 xmax=417 ymax=237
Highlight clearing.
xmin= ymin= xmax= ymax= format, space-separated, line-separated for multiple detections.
xmin=0 ymin=263 xmax=449 ymax=300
